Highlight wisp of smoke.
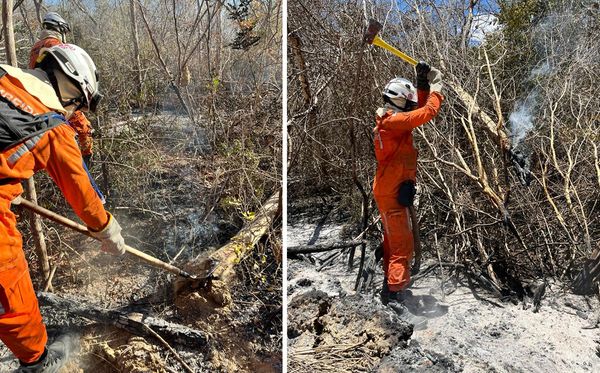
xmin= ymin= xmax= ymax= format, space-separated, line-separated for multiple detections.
xmin=509 ymin=90 xmax=539 ymax=148
xmin=529 ymin=61 xmax=551 ymax=79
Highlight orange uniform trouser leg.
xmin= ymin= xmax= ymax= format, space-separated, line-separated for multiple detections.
xmin=376 ymin=196 xmax=414 ymax=292
xmin=0 ymin=196 xmax=47 ymax=364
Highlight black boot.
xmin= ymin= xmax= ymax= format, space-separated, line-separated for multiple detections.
xmin=380 ymin=278 xmax=390 ymax=305
xmin=387 ymin=292 xmax=427 ymax=331
xmin=18 ymin=334 xmax=77 ymax=373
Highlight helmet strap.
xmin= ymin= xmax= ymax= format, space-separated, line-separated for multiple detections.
xmin=404 ymin=101 xmax=417 ymax=111
xmin=383 ymin=95 xmax=402 ymax=111
xmin=383 ymin=95 xmax=409 ymax=112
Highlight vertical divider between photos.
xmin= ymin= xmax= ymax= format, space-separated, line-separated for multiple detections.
xmin=281 ymin=0 xmax=289 ymax=370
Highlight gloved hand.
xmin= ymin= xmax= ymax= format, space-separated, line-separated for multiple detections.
xmin=427 ymin=67 xmax=443 ymax=93
xmin=415 ymin=61 xmax=431 ymax=90
xmin=89 ymin=213 xmax=126 ymax=255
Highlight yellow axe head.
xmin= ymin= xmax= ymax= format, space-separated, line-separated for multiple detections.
xmin=363 ymin=19 xmax=418 ymax=66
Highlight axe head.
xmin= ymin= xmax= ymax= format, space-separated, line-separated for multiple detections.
xmin=363 ymin=19 xmax=383 ymax=44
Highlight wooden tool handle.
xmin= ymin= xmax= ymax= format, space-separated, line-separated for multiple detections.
xmin=13 ymin=197 xmax=194 ymax=278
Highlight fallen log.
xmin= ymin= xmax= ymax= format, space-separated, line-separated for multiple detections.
xmin=175 ymin=191 xmax=281 ymax=303
xmin=288 ymin=240 xmax=367 ymax=254
xmin=37 ymin=292 xmax=208 ymax=347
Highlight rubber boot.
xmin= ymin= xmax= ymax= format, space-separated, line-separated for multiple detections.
xmin=387 ymin=291 xmax=428 ymax=331
xmin=380 ymin=278 xmax=390 ymax=305
xmin=18 ymin=334 xmax=77 ymax=373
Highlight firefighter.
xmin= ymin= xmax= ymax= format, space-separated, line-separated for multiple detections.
xmin=29 ymin=12 xmax=95 ymax=167
xmin=373 ymin=62 xmax=443 ymax=311
xmin=0 ymin=44 xmax=125 ymax=372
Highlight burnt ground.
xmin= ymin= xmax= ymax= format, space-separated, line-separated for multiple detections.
xmin=287 ymin=198 xmax=600 ymax=373
xmin=0 ymin=113 xmax=282 ymax=372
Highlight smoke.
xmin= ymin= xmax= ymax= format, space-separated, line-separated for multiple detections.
xmin=505 ymin=3 xmax=594 ymax=185
xmin=508 ymin=90 xmax=539 ymax=149
xmin=529 ymin=61 xmax=551 ymax=79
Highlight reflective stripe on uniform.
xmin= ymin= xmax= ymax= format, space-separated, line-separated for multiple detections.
xmin=7 ymin=134 xmax=43 ymax=167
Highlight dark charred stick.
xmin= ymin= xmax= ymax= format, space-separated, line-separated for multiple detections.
xmin=509 ymin=147 xmax=532 ymax=186
xmin=356 ymin=247 xmax=378 ymax=293
xmin=288 ymin=240 xmax=367 ymax=254
xmin=348 ymin=21 xmax=369 ymax=272
xmin=317 ymin=250 xmax=345 ymax=271
xmin=38 ymin=292 xmax=208 ymax=347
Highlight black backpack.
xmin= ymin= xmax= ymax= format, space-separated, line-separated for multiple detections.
xmin=0 ymin=67 xmax=66 ymax=153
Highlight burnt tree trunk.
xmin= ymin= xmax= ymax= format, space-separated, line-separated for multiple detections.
xmin=38 ymin=292 xmax=208 ymax=347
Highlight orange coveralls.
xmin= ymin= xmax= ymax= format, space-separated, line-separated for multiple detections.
xmin=0 ymin=70 xmax=108 ymax=363
xmin=29 ymin=36 xmax=94 ymax=157
xmin=373 ymin=89 xmax=443 ymax=292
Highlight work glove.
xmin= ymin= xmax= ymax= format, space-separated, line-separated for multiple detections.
xmin=427 ymin=67 xmax=443 ymax=94
xmin=89 ymin=213 xmax=126 ymax=256
xmin=415 ymin=61 xmax=431 ymax=90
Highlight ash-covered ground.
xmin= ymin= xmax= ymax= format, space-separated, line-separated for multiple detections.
xmin=287 ymin=198 xmax=600 ymax=373
xmin=0 ymin=113 xmax=282 ymax=372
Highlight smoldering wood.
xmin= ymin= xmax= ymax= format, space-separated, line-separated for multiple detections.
xmin=204 ymin=191 xmax=281 ymax=281
xmin=288 ymin=240 xmax=368 ymax=254
xmin=38 ymin=292 xmax=208 ymax=347
xmin=174 ymin=191 xmax=281 ymax=298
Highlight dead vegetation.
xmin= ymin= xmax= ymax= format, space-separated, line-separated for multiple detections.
xmin=2 ymin=0 xmax=281 ymax=371
xmin=288 ymin=0 xmax=600 ymax=300
xmin=288 ymin=0 xmax=599 ymax=369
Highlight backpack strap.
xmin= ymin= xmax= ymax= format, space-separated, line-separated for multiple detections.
xmin=0 ymin=95 xmax=66 ymax=153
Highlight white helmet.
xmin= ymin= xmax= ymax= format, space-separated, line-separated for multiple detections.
xmin=43 ymin=12 xmax=71 ymax=34
xmin=36 ymin=44 xmax=102 ymax=112
xmin=383 ymin=78 xmax=418 ymax=111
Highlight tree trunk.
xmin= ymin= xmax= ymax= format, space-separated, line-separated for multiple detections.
xmin=137 ymin=0 xmax=196 ymax=125
xmin=38 ymin=292 xmax=208 ymax=347
xmin=3 ymin=0 xmax=50 ymax=286
xmin=175 ymin=191 xmax=281 ymax=303
xmin=2 ymin=0 xmax=17 ymax=65
xmin=32 ymin=0 xmax=43 ymax=24
xmin=129 ymin=0 xmax=142 ymax=99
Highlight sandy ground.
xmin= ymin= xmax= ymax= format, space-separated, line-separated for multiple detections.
xmin=288 ymin=209 xmax=600 ymax=372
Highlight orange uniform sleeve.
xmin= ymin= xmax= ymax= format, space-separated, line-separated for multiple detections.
xmin=34 ymin=124 xmax=108 ymax=230
xmin=417 ymin=88 xmax=429 ymax=109
xmin=378 ymin=91 xmax=443 ymax=134
xmin=68 ymin=111 xmax=93 ymax=156
xmin=28 ymin=38 xmax=61 ymax=69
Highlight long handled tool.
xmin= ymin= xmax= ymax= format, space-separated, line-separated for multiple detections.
xmin=363 ymin=19 xmax=418 ymax=66
xmin=12 ymin=197 xmax=199 ymax=279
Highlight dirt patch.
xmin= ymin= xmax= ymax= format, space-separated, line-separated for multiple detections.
xmin=410 ymin=270 xmax=600 ymax=373
xmin=174 ymin=242 xmax=282 ymax=372
xmin=98 ymin=336 xmax=167 ymax=373
xmin=288 ymin=290 xmax=413 ymax=372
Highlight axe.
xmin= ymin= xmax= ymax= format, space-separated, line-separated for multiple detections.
xmin=363 ymin=19 xmax=418 ymax=66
